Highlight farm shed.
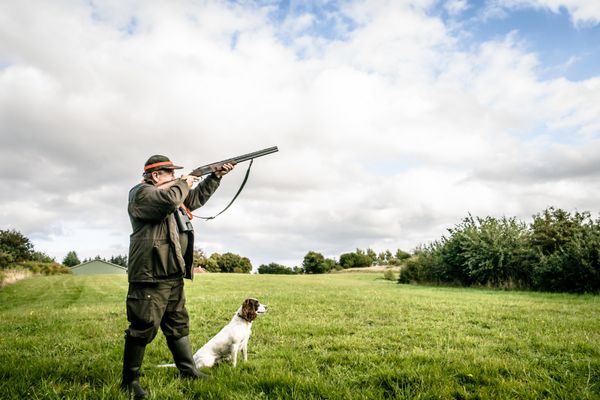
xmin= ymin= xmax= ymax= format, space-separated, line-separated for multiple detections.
xmin=70 ymin=260 xmax=127 ymax=275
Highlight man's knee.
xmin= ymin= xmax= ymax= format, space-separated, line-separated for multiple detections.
xmin=161 ymin=308 xmax=190 ymax=339
xmin=125 ymin=325 xmax=160 ymax=344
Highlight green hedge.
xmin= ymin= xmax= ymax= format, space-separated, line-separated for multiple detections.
xmin=401 ymin=208 xmax=600 ymax=293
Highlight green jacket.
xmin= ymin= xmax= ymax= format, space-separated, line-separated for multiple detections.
xmin=127 ymin=175 xmax=220 ymax=283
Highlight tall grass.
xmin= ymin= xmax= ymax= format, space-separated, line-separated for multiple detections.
xmin=0 ymin=273 xmax=599 ymax=399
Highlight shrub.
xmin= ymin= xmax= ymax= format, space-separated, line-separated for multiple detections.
xmin=406 ymin=208 xmax=600 ymax=293
xmin=383 ymin=269 xmax=396 ymax=281
xmin=258 ymin=262 xmax=299 ymax=274
xmin=457 ymin=215 xmax=532 ymax=288
xmin=530 ymin=209 xmax=600 ymax=293
xmin=339 ymin=251 xmax=373 ymax=269
xmin=401 ymin=245 xmax=445 ymax=284
xmin=18 ymin=261 xmax=70 ymax=275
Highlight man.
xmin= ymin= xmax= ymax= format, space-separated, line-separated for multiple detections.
xmin=121 ymin=154 xmax=233 ymax=399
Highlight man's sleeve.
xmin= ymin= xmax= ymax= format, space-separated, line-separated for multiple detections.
xmin=184 ymin=174 xmax=221 ymax=211
xmin=130 ymin=181 xmax=191 ymax=221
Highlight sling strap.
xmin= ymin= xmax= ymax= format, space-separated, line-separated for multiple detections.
xmin=194 ymin=159 xmax=254 ymax=220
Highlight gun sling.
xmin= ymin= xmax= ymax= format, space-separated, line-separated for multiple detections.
xmin=194 ymin=159 xmax=254 ymax=220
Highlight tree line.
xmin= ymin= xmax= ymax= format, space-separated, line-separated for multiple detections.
xmin=0 ymin=229 xmax=69 ymax=276
xmin=401 ymin=207 xmax=600 ymax=293
xmin=258 ymin=247 xmax=411 ymax=275
xmin=192 ymin=250 xmax=253 ymax=273
xmin=62 ymin=251 xmax=128 ymax=268
xmin=5 ymin=206 xmax=600 ymax=293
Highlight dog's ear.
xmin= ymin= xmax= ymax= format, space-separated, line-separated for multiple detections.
xmin=241 ymin=298 xmax=258 ymax=321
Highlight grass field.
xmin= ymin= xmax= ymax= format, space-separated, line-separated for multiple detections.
xmin=0 ymin=273 xmax=599 ymax=399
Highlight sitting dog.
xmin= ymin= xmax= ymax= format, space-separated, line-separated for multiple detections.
xmin=193 ymin=298 xmax=267 ymax=368
xmin=159 ymin=298 xmax=267 ymax=369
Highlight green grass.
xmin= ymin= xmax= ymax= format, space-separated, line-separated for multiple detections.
xmin=0 ymin=273 xmax=599 ymax=399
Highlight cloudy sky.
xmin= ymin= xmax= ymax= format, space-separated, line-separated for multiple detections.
xmin=1 ymin=0 xmax=599 ymax=268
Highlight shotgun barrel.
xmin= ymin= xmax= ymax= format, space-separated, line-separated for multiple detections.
xmin=189 ymin=146 xmax=279 ymax=177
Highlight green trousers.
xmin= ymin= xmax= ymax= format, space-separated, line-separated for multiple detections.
xmin=125 ymin=279 xmax=190 ymax=344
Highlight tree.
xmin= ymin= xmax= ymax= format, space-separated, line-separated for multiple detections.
xmin=302 ymin=251 xmax=337 ymax=274
xmin=0 ymin=229 xmax=34 ymax=267
xmin=385 ymin=250 xmax=393 ymax=262
xmin=258 ymin=262 xmax=298 ymax=274
xmin=339 ymin=252 xmax=358 ymax=268
xmin=205 ymin=253 xmax=222 ymax=272
xmin=366 ymin=248 xmax=377 ymax=264
xmin=62 ymin=251 xmax=81 ymax=267
xmin=339 ymin=251 xmax=372 ymax=269
xmin=530 ymin=208 xmax=600 ymax=293
xmin=217 ymin=252 xmax=252 ymax=273
xmin=192 ymin=248 xmax=207 ymax=270
xmin=31 ymin=251 xmax=54 ymax=263
xmin=109 ymin=254 xmax=128 ymax=268
xmin=530 ymin=207 xmax=582 ymax=256
xmin=394 ymin=249 xmax=411 ymax=261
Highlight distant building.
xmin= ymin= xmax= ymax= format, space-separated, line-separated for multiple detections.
xmin=70 ymin=260 xmax=127 ymax=275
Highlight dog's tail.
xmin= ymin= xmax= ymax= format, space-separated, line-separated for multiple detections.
xmin=156 ymin=363 xmax=176 ymax=368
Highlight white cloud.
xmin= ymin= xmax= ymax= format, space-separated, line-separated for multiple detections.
xmin=1 ymin=0 xmax=599 ymax=268
xmin=493 ymin=0 xmax=600 ymax=26
xmin=445 ymin=0 xmax=470 ymax=16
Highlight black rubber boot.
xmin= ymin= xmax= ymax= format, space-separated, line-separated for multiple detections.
xmin=121 ymin=336 xmax=149 ymax=399
xmin=166 ymin=336 xmax=210 ymax=380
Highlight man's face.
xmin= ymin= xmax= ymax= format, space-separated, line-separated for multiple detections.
xmin=151 ymin=169 xmax=175 ymax=185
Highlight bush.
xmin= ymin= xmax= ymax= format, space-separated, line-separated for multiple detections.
xmin=339 ymin=251 xmax=374 ymax=268
xmin=258 ymin=262 xmax=300 ymax=274
xmin=400 ymin=245 xmax=445 ymax=284
xmin=405 ymin=215 xmax=532 ymax=288
xmin=383 ymin=269 xmax=396 ymax=281
xmin=456 ymin=215 xmax=531 ymax=288
xmin=530 ymin=209 xmax=600 ymax=293
xmin=18 ymin=261 xmax=70 ymax=275
xmin=405 ymin=208 xmax=600 ymax=293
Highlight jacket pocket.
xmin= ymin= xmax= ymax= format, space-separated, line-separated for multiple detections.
xmin=152 ymin=239 xmax=171 ymax=278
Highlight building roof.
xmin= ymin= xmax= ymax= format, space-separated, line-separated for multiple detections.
xmin=70 ymin=259 xmax=127 ymax=275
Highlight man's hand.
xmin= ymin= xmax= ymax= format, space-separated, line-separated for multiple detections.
xmin=215 ymin=162 xmax=234 ymax=178
xmin=180 ymin=175 xmax=199 ymax=188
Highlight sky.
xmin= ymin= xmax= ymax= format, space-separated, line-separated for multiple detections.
xmin=1 ymin=0 xmax=599 ymax=269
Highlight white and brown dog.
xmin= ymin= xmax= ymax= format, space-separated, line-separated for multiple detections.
xmin=161 ymin=298 xmax=267 ymax=369
xmin=193 ymin=298 xmax=267 ymax=368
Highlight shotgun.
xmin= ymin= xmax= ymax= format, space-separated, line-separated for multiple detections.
xmin=166 ymin=146 xmax=279 ymax=220
xmin=189 ymin=146 xmax=278 ymax=177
